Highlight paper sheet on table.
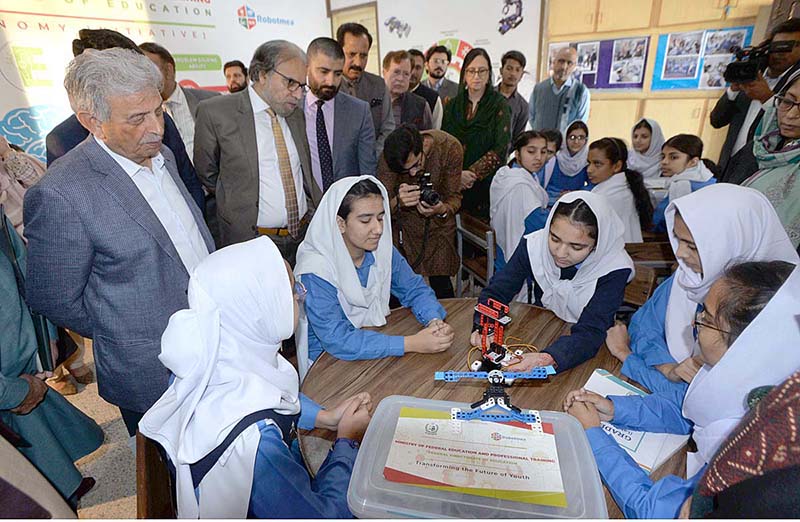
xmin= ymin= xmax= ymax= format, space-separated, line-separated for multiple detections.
xmin=383 ymin=407 xmax=567 ymax=507
xmin=584 ymin=369 xmax=688 ymax=474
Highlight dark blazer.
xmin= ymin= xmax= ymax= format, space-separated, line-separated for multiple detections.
xmin=342 ymin=71 xmax=395 ymax=153
xmin=720 ymin=141 xmax=760 ymax=185
xmin=23 ymin=138 xmax=215 ymax=412
xmin=193 ymin=89 xmax=317 ymax=247
xmin=397 ymin=91 xmax=432 ymax=130
xmin=331 ymin=92 xmax=377 ymax=180
xmin=413 ymin=82 xmax=439 ymax=112
xmin=710 ymin=91 xmax=754 ymax=173
xmin=181 ymin=86 xmax=219 ymax=121
xmin=45 ymin=113 xmax=205 ymax=211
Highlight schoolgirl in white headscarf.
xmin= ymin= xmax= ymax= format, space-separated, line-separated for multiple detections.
xmin=139 ymin=237 xmax=369 ymax=518
xmin=295 ymin=176 xmax=451 ymax=381
xmin=627 ymin=118 xmax=666 ymax=179
xmin=473 ymin=191 xmax=634 ymax=373
xmin=540 ymin=121 xmax=590 ymax=205
xmin=607 ymin=184 xmax=799 ymax=394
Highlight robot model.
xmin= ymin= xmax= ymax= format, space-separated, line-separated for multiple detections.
xmin=498 ymin=0 xmax=523 ymax=35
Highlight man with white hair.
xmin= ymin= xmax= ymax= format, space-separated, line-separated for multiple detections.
xmin=23 ymin=48 xmax=215 ymax=436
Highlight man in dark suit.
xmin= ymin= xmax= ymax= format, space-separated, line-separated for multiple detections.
xmin=193 ymin=40 xmax=316 ymax=263
xmin=383 ymin=51 xmax=433 ymax=131
xmin=424 ymin=45 xmax=459 ymax=102
xmin=24 ymin=49 xmax=215 ymax=437
xmin=45 ymin=29 xmax=205 ymax=211
xmin=336 ymin=23 xmax=395 ymax=154
xmin=303 ymin=37 xmax=376 ymax=192
xmin=408 ymin=49 xmax=442 ymax=129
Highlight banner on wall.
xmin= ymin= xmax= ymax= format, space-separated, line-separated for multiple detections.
xmin=0 ymin=0 xmax=329 ymax=161
xmin=650 ymin=26 xmax=754 ymax=91
xmin=547 ymin=36 xmax=649 ymax=90
xmin=376 ymin=0 xmax=541 ymax=102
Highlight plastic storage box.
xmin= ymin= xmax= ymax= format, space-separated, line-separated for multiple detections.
xmin=348 ymin=395 xmax=608 ymax=519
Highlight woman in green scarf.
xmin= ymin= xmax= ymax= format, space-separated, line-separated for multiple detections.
xmin=744 ymin=72 xmax=800 ymax=249
xmin=442 ymin=48 xmax=511 ymax=221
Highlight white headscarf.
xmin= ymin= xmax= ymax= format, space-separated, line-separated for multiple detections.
xmin=662 ymin=184 xmax=799 ymax=362
xmin=682 ymin=264 xmax=800 ymax=474
xmin=490 ymin=165 xmax=548 ymax=259
xmin=666 ymin=160 xmax=714 ymax=202
xmin=139 ymin=237 xmax=300 ymax=518
xmin=627 ymin=118 xmax=666 ymax=179
xmin=556 ymin=121 xmax=589 ymax=177
xmin=294 ymin=175 xmax=393 ymax=380
xmin=525 ymin=191 xmax=634 ymax=323
xmin=591 ymin=173 xmax=643 ymax=243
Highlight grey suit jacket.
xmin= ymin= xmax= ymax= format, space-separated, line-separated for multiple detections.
xmin=23 ymin=138 xmax=214 ymax=412
xmin=193 ymin=89 xmax=318 ymax=247
xmin=182 ymin=86 xmax=219 ymax=121
xmin=342 ymin=71 xmax=395 ymax=154
xmin=437 ymin=78 xmax=459 ymax=102
xmin=331 ymin=92 xmax=376 ymax=180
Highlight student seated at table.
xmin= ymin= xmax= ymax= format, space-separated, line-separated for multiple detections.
xmin=605 ymin=184 xmax=799 ymax=395
xmin=139 ymin=237 xmax=372 ymax=518
xmin=539 ymin=120 xmax=590 ymax=207
xmin=471 ymin=191 xmax=634 ymax=373
xmin=627 ymin=118 xmax=665 ymax=179
xmin=295 ymin=176 xmax=455 ymax=379
xmin=564 ymin=260 xmax=799 ymax=519
xmin=490 ymin=130 xmax=549 ymax=272
xmin=651 ymin=134 xmax=717 ymax=232
xmin=586 ymin=137 xmax=653 ymax=243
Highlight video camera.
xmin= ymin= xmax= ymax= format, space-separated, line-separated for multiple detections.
xmin=724 ymin=40 xmax=796 ymax=83
xmin=418 ymin=172 xmax=441 ymax=206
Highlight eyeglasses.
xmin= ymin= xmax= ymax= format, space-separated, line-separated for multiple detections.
xmin=293 ymin=280 xmax=307 ymax=304
xmin=692 ymin=307 xmax=729 ymax=338
xmin=272 ymin=69 xmax=307 ymax=94
xmin=398 ymin=152 xmax=424 ymax=175
xmin=567 ymin=134 xmax=587 ymax=142
xmin=464 ymin=67 xmax=490 ymax=78
xmin=430 ymin=58 xmax=449 ymax=65
xmin=774 ymin=95 xmax=800 ymax=113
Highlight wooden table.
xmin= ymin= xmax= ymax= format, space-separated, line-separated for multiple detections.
xmin=300 ymin=298 xmax=686 ymax=518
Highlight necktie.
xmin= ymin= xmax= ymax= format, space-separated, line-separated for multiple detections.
xmin=266 ymin=108 xmax=300 ymax=238
xmin=316 ymin=100 xmax=335 ymax=191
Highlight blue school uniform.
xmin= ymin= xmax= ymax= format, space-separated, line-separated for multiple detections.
xmin=622 ymin=274 xmax=694 ymax=395
xmin=478 ymin=238 xmax=630 ymax=371
xmin=652 ymin=178 xmax=717 ymax=232
xmin=302 ymin=246 xmax=445 ymax=362
xmin=538 ymin=161 xmax=589 ymax=207
xmin=584 ymin=387 xmax=698 ymax=518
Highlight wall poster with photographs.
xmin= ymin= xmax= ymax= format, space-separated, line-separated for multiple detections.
xmin=651 ymin=25 xmax=754 ymax=91
xmin=547 ymin=35 xmax=649 ymax=90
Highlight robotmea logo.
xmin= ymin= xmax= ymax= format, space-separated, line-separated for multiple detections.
xmin=236 ymin=4 xmax=295 ymax=30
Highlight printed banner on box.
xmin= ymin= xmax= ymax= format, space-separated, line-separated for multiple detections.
xmin=383 ymin=407 xmax=567 ymax=507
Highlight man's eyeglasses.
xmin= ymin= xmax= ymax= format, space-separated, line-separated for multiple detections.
xmin=293 ymin=280 xmax=307 ymax=304
xmin=272 ymin=69 xmax=307 ymax=94
xmin=464 ymin=68 xmax=490 ymax=78
xmin=692 ymin=307 xmax=729 ymax=338
xmin=567 ymin=134 xmax=587 ymax=142
xmin=399 ymin=153 xmax=424 ymax=175
xmin=430 ymin=58 xmax=449 ymax=66
xmin=774 ymin=95 xmax=800 ymax=113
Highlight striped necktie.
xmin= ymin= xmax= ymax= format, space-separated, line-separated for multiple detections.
xmin=266 ymin=108 xmax=300 ymax=238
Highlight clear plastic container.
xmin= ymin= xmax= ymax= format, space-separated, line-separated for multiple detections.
xmin=348 ymin=395 xmax=608 ymax=519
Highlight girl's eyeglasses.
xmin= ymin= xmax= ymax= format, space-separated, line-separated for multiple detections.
xmin=692 ymin=307 xmax=729 ymax=338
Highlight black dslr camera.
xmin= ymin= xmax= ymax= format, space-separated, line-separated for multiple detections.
xmin=418 ymin=172 xmax=440 ymax=206
xmin=724 ymin=40 xmax=796 ymax=83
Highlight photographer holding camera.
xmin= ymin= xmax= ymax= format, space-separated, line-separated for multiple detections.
xmin=712 ymin=19 xmax=800 ymax=180
xmin=377 ymin=125 xmax=463 ymax=298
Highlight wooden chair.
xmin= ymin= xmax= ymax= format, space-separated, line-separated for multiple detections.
xmin=623 ymin=264 xmax=658 ymax=308
xmin=455 ymin=213 xmax=495 ymax=297
xmin=625 ymin=241 xmax=676 ymax=273
xmin=136 ymin=433 xmax=176 ymax=519
xmin=641 ymin=229 xmax=669 ymax=243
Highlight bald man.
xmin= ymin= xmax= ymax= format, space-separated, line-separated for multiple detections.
xmin=528 ymin=47 xmax=590 ymax=133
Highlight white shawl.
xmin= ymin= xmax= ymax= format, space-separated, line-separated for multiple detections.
xmin=294 ymin=175 xmax=393 ymax=380
xmin=591 ymin=172 xmax=643 ymax=243
xmin=662 ymin=184 xmax=799 ymax=362
xmin=627 ymin=118 xmax=666 ymax=179
xmin=139 ymin=237 xmax=300 ymax=518
xmin=525 ymin=191 xmax=635 ymax=323
xmin=490 ymin=165 xmax=548 ymax=258
xmin=556 ymin=121 xmax=589 ymax=177
xmin=682 ymin=265 xmax=800 ymax=474
xmin=666 ymin=160 xmax=714 ymax=202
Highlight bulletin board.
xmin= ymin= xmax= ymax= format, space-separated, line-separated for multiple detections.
xmin=650 ymin=25 xmax=755 ymax=91
xmin=547 ymin=36 xmax=650 ymax=89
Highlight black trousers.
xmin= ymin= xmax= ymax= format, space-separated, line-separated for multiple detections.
xmin=119 ymin=407 xmax=145 ymax=437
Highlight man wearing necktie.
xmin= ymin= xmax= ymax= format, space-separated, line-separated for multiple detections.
xmin=304 ymin=37 xmax=377 ymax=194
xmin=194 ymin=40 xmax=318 ymax=264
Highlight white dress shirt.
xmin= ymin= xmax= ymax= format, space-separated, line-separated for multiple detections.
xmin=164 ymin=86 xmax=196 ymax=162
xmin=730 ymin=73 xmax=781 ymax=156
xmin=248 ymin=86 xmax=308 ymax=228
xmin=95 ymin=136 xmax=209 ymax=273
